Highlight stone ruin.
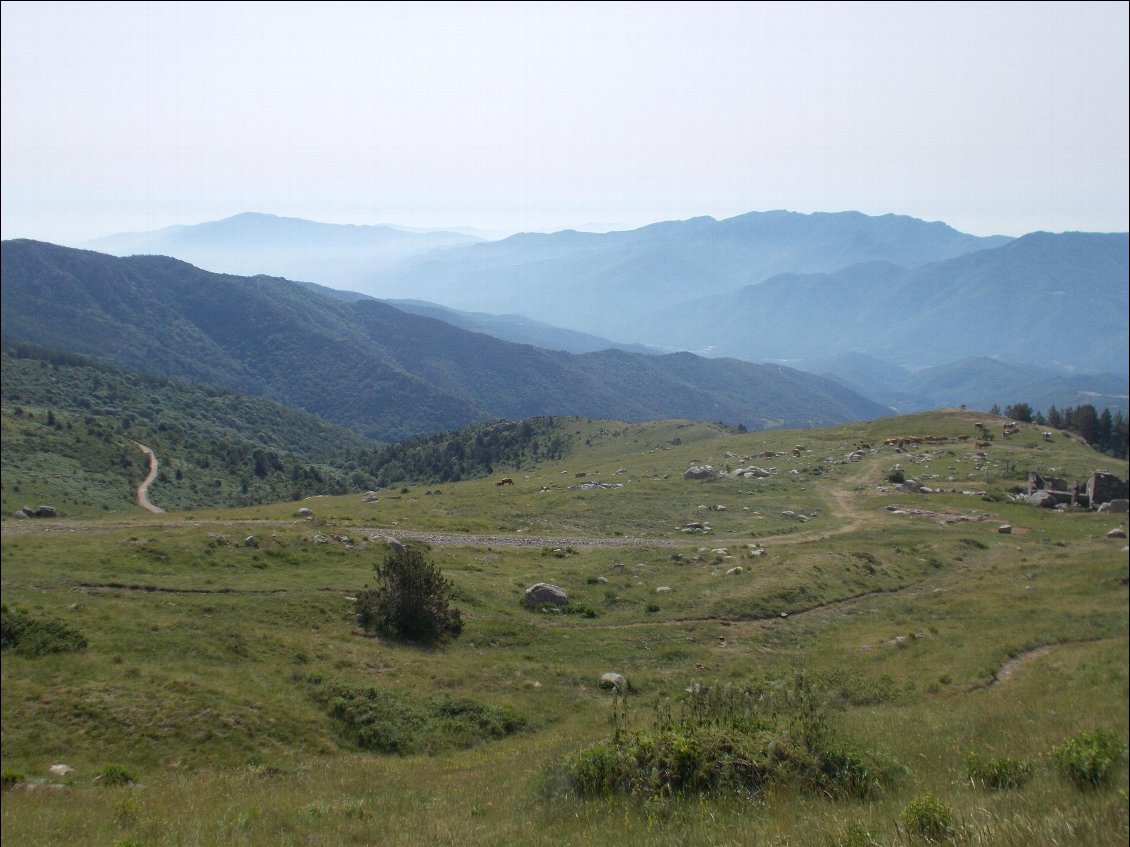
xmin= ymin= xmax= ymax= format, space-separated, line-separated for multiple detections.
xmin=1028 ymin=470 xmax=1128 ymax=510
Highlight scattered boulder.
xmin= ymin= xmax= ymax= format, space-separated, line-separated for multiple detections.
xmin=1097 ymin=499 xmax=1129 ymax=513
xmin=600 ymin=672 xmax=626 ymax=690
xmin=1029 ymin=491 xmax=1058 ymax=509
xmin=244 ymin=535 xmax=258 ymax=548
xmin=361 ymin=491 xmax=380 ymax=503
xmin=1106 ymin=528 xmax=1127 ymax=539
xmin=296 ymin=507 xmax=314 ymax=517
xmin=683 ymin=465 xmax=719 ymax=481
xmin=725 ymin=566 xmax=743 ymax=576
xmin=656 ymin=585 xmax=672 ymax=593
xmin=524 ymin=583 xmax=568 ymax=607
xmin=19 ymin=505 xmax=58 ymax=518
xmin=48 ymin=764 xmax=73 ymax=777
xmin=385 ymin=537 xmax=406 ymax=554
xmin=997 ymin=524 xmax=1013 ymax=534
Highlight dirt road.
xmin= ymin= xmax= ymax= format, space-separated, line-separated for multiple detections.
xmin=134 ymin=443 xmax=164 ymax=513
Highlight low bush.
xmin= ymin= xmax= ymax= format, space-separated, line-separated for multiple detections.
xmin=311 ymin=680 xmax=525 ymax=755
xmin=1052 ymin=728 xmax=1126 ymax=789
xmin=900 ymin=793 xmax=953 ymax=841
xmin=966 ymin=751 xmax=1032 ymax=789
xmin=560 ymin=673 xmax=890 ymax=801
xmin=1 ymin=604 xmax=87 ymax=656
xmin=1 ymin=769 xmax=25 ymax=789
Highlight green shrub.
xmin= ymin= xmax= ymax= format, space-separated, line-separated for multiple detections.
xmin=966 ymin=751 xmax=1032 ymax=789
xmin=315 ymin=682 xmax=525 ymax=755
xmin=96 ymin=763 xmax=138 ymax=786
xmin=2 ymin=768 xmax=26 ymax=789
xmin=1052 ymin=729 xmax=1126 ymax=789
xmin=887 ymin=468 xmax=906 ymax=484
xmin=562 ymin=674 xmax=889 ymax=801
xmin=1 ymin=604 xmax=87 ymax=656
xmin=900 ymin=793 xmax=953 ymax=840
xmin=354 ymin=548 xmax=462 ymax=644
xmin=831 ymin=822 xmax=880 ymax=847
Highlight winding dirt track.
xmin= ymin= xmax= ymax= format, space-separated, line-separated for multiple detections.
xmin=134 ymin=442 xmax=164 ymax=513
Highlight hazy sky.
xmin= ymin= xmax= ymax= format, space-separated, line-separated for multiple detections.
xmin=2 ymin=1 xmax=1127 ymax=243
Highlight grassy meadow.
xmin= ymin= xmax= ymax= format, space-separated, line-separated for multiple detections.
xmin=2 ymin=410 xmax=1127 ymax=845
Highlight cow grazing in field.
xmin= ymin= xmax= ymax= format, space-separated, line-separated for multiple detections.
xmin=495 ymin=477 xmax=514 ymax=487
xmin=975 ymin=440 xmax=990 ymax=449
xmin=957 ymin=435 xmax=970 ymax=442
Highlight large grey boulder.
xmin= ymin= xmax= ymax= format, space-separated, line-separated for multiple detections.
xmin=1029 ymin=491 xmax=1058 ymax=508
xmin=524 ymin=583 xmax=568 ymax=607
xmin=683 ymin=465 xmax=719 ymax=481
xmin=600 ymin=672 xmax=627 ymax=690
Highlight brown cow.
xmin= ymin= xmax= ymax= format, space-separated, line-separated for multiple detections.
xmin=495 ymin=477 xmax=514 ymax=487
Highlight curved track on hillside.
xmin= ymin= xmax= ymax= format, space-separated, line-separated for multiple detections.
xmin=134 ymin=442 xmax=164 ymax=514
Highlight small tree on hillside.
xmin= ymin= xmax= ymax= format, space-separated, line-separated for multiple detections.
xmin=355 ymin=547 xmax=463 ymax=644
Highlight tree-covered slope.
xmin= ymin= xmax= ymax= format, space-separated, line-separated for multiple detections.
xmin=1 ymin=240 xmax=889 ymax=440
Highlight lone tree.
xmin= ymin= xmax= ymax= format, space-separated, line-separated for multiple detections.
xmin=355 ymin=547 xmax=463 ymax=644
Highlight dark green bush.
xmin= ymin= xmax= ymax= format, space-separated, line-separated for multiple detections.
xmin=1052 ymin=729 xmax=1126 ymax=789
xmin=354 ymin=548 xmax=462 ymax=644
xmin=900 ymin=793 xmax=953 ymax=840
xmin=966 ymin=751 xmax=1033 ymax=789
xmin=1 ymin=604 xmax=87 ymax=656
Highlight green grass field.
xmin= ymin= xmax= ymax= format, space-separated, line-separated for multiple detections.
xmin=2 ymin=410 xmax=1127 ymax=846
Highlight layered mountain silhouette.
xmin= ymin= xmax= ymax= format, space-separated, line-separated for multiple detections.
xmin=1 ymin=240 xmax=888 ymax=441
xmin=363 ymin=210 xmax=1012 ymax=336
xmin=83 ymin=212 xmax=480 ymax=286
xmin=806 ymin=353 xmax=1129 ymax=416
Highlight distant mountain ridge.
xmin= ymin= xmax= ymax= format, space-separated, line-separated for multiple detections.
xmin=0 ymin=240 xmax=889 ymax=441
xmin=805 ymin=353 xmax=1129 ymax=416
xmin=364 ymin=210 xmax=1012 ymax=336
xmin=651 ymin=231 xmax=1128 ymax=373
xmin=83 ymin=212 xmax=480 ymax=285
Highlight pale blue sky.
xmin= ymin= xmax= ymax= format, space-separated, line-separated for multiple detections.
xmin=2 ymin=1 xmax=1127 ymax=243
